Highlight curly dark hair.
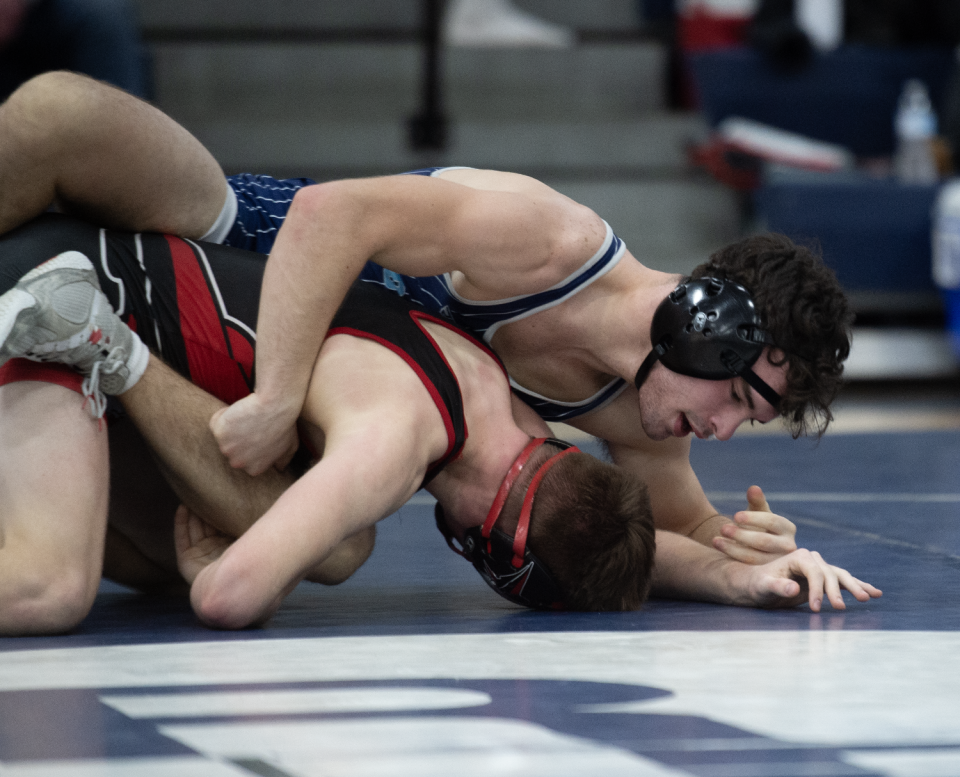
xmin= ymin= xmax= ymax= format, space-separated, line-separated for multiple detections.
xmin=690 ymin=233 xmax=853 ymax=438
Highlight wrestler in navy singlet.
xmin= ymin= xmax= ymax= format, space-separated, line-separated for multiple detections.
xmin=0 ymin=214 xmax=470 ymax=475
xmin=221 ymin=167 xmax=630 ymax=421
xmin=223 ymin=173 xmax=316 ymax=255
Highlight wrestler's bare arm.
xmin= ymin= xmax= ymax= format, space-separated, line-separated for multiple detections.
xmin=578 ymin=396 xmax=797 ymax=562
xmin=651 ymin=530 xmax=881 ymax=611
xmin=189 ymin=338 xmax=448 ymax=628
xmin=606 ymin=435 xmax=715 ymax=532
xmin=187 ymin=412 xmax=433 ymax=629
xmin=612 ymin=442 xmax=797 ymax=561
xmin=211 ymin=172 xmax=602 ymax=476
xmin=302 ymin=526 xmax=376 ymax=586
xmin=175 ymin=508 xmax=376 ymax=590
xmin=117 ymin=355 xmax=377 ymax=588
xmin=119 ymin=356 xmax=294 ymax=538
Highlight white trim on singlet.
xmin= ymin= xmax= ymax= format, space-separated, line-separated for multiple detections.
xmin=132 ymin=232 xmax=164 ymax=357
xmin=509 ymin=375 xmax=630 ymax=416
xmin=184 ymin=239 xmax=258 ymax=342
xmin=433 ymin=221 xmax=625 ymax=343
xmin=133 ymin=233 xmax=152 ymax=304
xmin=98 ymin=228 xmax=125 ymax=317
xmin=426 ymin=166 xmax=475 ymax=176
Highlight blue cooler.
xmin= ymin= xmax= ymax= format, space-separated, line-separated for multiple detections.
xmin=754 ymin=169 xmax=940 ymax=295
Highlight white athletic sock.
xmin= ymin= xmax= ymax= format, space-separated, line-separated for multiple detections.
xmin=117 ymin=331 xmax=150 ymax=394
xmin=200 ymin=183 xmax=238 ymax=245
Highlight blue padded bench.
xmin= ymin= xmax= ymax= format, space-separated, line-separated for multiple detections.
xmin=753 ymin=170 xmax=940 ymax=299
xmin=688 ymin=46 xmax=954 ymax=157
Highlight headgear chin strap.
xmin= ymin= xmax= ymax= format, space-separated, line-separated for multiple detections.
xmin=633 ymin=277 xmax=782 ymax=411
xmin=434 ymin=437 xmax=579 ymax=610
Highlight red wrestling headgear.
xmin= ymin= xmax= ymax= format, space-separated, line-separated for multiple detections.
xmin=435 ymin=437 xmax=580 ymax=610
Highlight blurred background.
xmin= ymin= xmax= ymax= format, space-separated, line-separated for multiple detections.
xmin=137 ymin=0 xmax=711 ymax=277
xmin=9 ymin=0 xmax=960 ymax=400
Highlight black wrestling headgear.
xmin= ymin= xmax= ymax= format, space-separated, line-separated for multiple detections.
xmin=633 ymin=277 xmax=782 ymax=410
xmin=434 ymin=437 xmax=578 ymax=610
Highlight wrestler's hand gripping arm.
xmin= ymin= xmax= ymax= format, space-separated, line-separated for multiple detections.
xmin=210 ymin=173 xmax=597 ymax=476
xmin=185 ymin=418 xmax=426 ymax=629
xmin=189 ymin=337 xmax=446 ymax=628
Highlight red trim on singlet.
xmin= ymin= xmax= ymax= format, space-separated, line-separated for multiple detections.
xmin=0 ymin=359 xmax=84 ymax=394
xmin=164 ymin=235 xmax=253 ymax=404
xmin=410 ymin=310 xmax=509 ymax=379
xmin=328 ymin=325 xmax=458 ymax=473
xmin=406 ymin=310 xmax=512 ymax=473
xmin=406 ymin=309 xmax=511 ymax=473
xmin=406 ymin=312 xmax=471 ymax=456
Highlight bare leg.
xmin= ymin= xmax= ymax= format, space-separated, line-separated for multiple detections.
xmin=102 ymin=526 xmax=187 ymax=594
xmin=0 ymin=71 xmax=227 ymax=237
xmin=103 ymin=415 xmax=187 ymax=593
xmin=0 ymin=382 xmax=108 ymax=635
xmin=119 ymin=356 xmax=293 ymax=538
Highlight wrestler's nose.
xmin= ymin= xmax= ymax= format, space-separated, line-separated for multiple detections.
xmin=712 ymin=408 xmax=745 ymax=441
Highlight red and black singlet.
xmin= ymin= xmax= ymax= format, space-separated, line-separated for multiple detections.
xmin=329 ymin=281 xmax=507 ymax=485
xmin=0 ymin=214 xmax=492 ymax=481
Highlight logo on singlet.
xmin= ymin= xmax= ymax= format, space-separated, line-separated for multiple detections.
xmin=382 ymin=270 xmax=406 ymax=296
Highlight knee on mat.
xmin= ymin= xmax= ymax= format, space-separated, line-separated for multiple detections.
xmin=0 ymin=566 xmax=98 ymax=636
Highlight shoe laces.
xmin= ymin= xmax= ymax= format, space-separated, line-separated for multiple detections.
xmin=80 ymin=345 xmax=127 ymax=421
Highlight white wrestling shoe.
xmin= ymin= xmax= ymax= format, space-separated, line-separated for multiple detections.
xmin=0 ymin=251 xmax=149 ymax=415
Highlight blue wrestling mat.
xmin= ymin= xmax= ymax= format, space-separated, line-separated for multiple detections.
xmin=1 ymin=427 xmax=958 ymax=777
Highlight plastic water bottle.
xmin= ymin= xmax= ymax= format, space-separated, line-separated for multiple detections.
xmin=933 ymin=180 xmax=960 ymax=359
xmin=894 ymin=79 xmax=939 ymax=185
xmin=795 ymin=0 xmax=843 ymax=51
xmin=934 ymin=180 xmax=960 ymax=289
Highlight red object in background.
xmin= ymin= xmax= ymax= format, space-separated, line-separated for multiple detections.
xmin=678 ymin=5 xmax=751 ymax=52
xmin=675 ymin=4 xmax=753 ymax=108
xmin=688 ymin=137 xmax=762 ymax=190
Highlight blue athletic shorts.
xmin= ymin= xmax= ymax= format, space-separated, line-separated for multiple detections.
xmin=222 ymin=169 xmax=454 ymax=254
xmin=224 ymin=173 xmax=315 ymax=254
